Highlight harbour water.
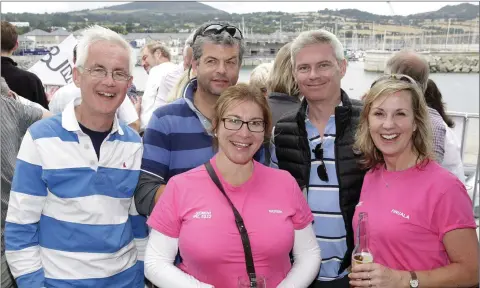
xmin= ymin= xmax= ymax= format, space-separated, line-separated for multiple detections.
xmin=133 ymin=62 xmax=479 ymax=114
xmin=132 ymin=61 xmax=479 ymax=165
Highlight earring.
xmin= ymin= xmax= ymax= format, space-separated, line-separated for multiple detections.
xmin=214 ymin=133 xmax=217 ymax=137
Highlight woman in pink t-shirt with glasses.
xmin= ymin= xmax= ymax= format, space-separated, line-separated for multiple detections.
xmin=144 ymin=83 xmax=321 ymax=288
xmin=349 ymin=74 xmax=478 ymax=288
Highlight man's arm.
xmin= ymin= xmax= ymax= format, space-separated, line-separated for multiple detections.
xmin=33 ymin=76 xmax=49 ymax=110
xmin=431 ymin=119 xmax=446 ymax=163
xmin=4 ymin=130 xmax=47 ymax=287
xmin=117 ymin=95 xmax=140 ymax=131
xmin=134 ymin=109 xmax=171 ymax=216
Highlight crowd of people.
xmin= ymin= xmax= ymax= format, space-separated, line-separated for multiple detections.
xmin=1 ymin=19 xmax=478 ymax=288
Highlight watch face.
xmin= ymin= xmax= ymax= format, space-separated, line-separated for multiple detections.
xmin=410 ymin=279 xmax=419 ymax=288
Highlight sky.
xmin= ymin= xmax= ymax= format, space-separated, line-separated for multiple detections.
xmin=1 ymin=1 xmax=477 ymax=16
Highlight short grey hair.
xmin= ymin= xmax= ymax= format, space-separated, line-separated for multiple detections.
xmin=76 ymin=25 xmax=134 ymax=74
xmin=191 ymin=22 xmax=245 ymax=65
xmin=290 ymin=29 xmax=345 ymax=67
xmin=385 ymin=50 xmax=430 ymax=93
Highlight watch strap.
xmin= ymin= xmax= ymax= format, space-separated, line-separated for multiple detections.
xmin=409 ymin=271 xmax=418 ymax=287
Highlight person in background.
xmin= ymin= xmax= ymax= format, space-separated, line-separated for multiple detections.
xmin=424 ymin=78 xmax=465 ymax=183
xmin=166 ymin=30 xmax=197 ymax=103
xmin=144 ymin=83 xmax=321 ymax=288
xmin=49 ymin=44 xmax=141 ymax=132
xmin=249 ymin=62 xmax=272 ymax=97
xmin=139 ymin=41 xmax=184 ymax=131
xmin=266 ymin=42 xmax=301 ymax=126
xmin=134 ymin=21 xmax=264 ymax=217
xmin=1 ymin=21 xmax=49 ymax=109
xmin=1 ymin=77 xmax=49 ymax=113
xmin=349 ymin=74 xmax=478 ymax=288
xmin=384 ymin=50 xmax=446 ymax=163
xmin=1 ymin=77 xmax=51 ymax=288
xmin=5 ymin=25 xmax=148 ymax=288
xmin=270 ymin=29 xmax=366 ymax=288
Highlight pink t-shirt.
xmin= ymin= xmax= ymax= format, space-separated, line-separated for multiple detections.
xmin=353 ymin=160 xmax=476 ymax=271
xmin=147 ymin=157 xmax=314 ymax=288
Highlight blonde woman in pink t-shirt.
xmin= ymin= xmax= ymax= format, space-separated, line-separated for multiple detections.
xmin=348 ymin=74 xmax=478 ymax=288
xmin=144 ymin=83 xmax=321 ymax=288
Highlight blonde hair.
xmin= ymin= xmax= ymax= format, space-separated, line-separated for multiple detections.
xmin=267 ymin=42 xmax=299 ymax=97
xmin=211 ymin=83 xmax=272 ymax=149
xmin=354 ymin=76 xmax=433 ymax=169
xmin=249 ymin=62 xmax=272 ymax=94
xmin=166 ymin=69 xmax=195 ymax=103
xmin=143 ymin=41 xmax=171 ymax=61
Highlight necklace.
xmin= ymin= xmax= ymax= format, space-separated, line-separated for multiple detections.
xmin=381 ymin=160 xmax=417 ymax=188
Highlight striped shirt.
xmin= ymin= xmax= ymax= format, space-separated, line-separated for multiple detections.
xmin=1 ymin=95 xmax=42 ymax=258
xmin=270 ymin=104 xmax=347 ymax=281
xmin=304 ymin=112 xmax=348 ymax=281
xmin=4 ymin=98 xmax=148 ymax=288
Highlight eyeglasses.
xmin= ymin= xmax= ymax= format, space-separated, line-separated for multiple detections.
xmin=78 ymin=66 xmax=132 ymax=82
xmin=370 ymin=73 xmax=418 ymax=88
xmin=312 ymin=143 xmax=329 ymax=182
xmin=222 ymin=118 xmax=265 ymax=133
xmin=192 ymin=24 xmax=243 ymax=45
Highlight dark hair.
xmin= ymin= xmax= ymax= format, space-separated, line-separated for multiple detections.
xmin=424 ymin=79 xmax=455 ymax=128
xmin=1 ymin=21 xmax=18 ymax=53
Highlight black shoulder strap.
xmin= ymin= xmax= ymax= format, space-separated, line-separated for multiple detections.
xmin=204 ymin=161 xmax=258 ymax=286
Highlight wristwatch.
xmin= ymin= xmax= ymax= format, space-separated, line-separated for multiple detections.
xmin=409 ymin=271 xmax=419 ymax=288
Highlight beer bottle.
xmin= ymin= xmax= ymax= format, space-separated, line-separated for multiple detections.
xmin=352 ymin=212 xmax=373 ymax=267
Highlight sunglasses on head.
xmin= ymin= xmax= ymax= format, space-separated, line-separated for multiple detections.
xmin=370 ymin=74 xmax=418 ymax=88
xmin=312 ymin=143 xmax=329 ymax=182
xmin=192 ymin=24 xmax=243 ymax=45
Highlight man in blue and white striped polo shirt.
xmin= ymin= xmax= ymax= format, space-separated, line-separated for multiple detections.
xmin=135 ymin=22 xmax=263 ymax=217
xmin=271 ymin=29 xmax=366 ymax=288
xmin=5 ymin=25 xmax=148 ymax=287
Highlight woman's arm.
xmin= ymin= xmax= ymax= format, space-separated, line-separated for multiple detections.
xmin=276 ymin=224 xmax=321 ymax=288
xmin=350 ymin=228 xmax=479 ymax=288
xmin=404 ymin=228 xmax=479 ymax=288
xmin=144 ymin=230 xmax=214 ymax=288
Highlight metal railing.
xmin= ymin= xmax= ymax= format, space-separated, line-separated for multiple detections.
xmin=447 ymin=111 xmax=479 ymax=213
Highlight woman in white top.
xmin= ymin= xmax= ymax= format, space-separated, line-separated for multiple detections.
xmin=424 ymin=79 xmax=465 ymax=183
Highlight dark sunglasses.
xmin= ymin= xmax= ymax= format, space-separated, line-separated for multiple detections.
xmin=370 ymin=74 xmax=418 ymax=88
xmin=312 ymin=143 xmax=329 ymax=182
xmin=192 ymin=24 xmax=243 ymax=45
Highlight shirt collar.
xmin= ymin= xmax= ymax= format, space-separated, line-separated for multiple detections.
xmin=182 ymin=78 xmax=213 ymax=135
xmin=61 ymin=97 xmax=124 ymax=135
xmin=305 ymin=101 xmax=343 ymax=123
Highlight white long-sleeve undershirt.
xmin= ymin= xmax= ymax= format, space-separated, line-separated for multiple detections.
xmin=144 ymin=224 xmax=321 ymax=288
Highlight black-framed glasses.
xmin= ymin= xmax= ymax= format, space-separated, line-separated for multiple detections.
xmin=222 ymin=117 xmax=265 ymax=133
xmin=78 ymin=66 xmax=132 ymax=82
xmin=192 ymin=24 xmax=243 ymax=45
xmin=312 ymin=143 xmax=329 ymax=182
xmin=370 ymin=73 xmax=417 ymax=88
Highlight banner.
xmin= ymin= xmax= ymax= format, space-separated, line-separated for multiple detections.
xmin=28 ymin=34 xmax=77 ymax=86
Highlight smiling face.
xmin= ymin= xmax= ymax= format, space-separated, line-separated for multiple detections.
xmin=215 ymin=100 xmax=265 ymax=165
xmin=73 ymin=40 xmax=132 ymax=117
xmin=192 ymin=42 xmax=240 ymax=97
xmin=368 ymin=90 xmax=417 ymax=160
xmin=293 ymin=43 xmax=346 ymax=102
